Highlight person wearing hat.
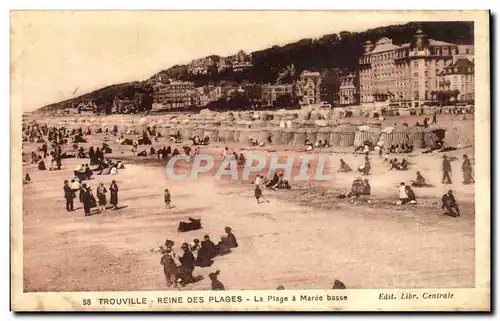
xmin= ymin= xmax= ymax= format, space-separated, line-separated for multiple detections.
xmin=442 ymin=154 xmax=452 ymax=184
xmin=190 ymin=239 xmax=201 ymax=259
xmin=63 ymin=180 xmax=74 ymax=212
xmin=160 ymin=240 xmax=177 ymax=287
xmin=109 ymin=180 xmax=119 ymax=210
xmin=209 ymin=270 xmax=225 ymax=291
xmin=398 ymin=182 xmax=408 ymax=205
xmin=96 ymin=182 xmax=107 ymax=212
xmin=225 ymin=227 xmax=238 ymax=248
xmin=177 ymin=243 xmax=195 ymax=286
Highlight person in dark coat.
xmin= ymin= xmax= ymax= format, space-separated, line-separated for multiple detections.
xmin=80 ymin=183 xmax=92 ymax=217
xmin=442 ymin=190 xmax=460 ymax=217
xmin=89 ymin=146 xmax=95 ymax=165
xmin=110 ymin=180 xmax=119 ymax=209
xmin=195 ymin=235 xmax=216 ymax=267
xmin=209 ymin=270 xmax=225 ymax=291
xmin=462 ymin=154 xmax=474 ymax=184
xmin=63 ymin=180 xmax=74 ymax=212
xmin=41 ymin=143 xmax=48 ymax=158
xmin=38 ymin=159 xmax=47 ymax=170
xmin=442 ymin=155 xmax=452 ymax=184
xmin=405 ymin=185 xmax=416 ymax=203
xmin=411 ymin=171 xmax=427 ymax=187
xmin=225 ymin=227 xmax=238 ymax=248
xmin=215 ymin=236 xmax=231 ymax=256
xmin=95 ymin=147 xmax=103 ymax=164
xmin=178 ymin=243 xmax=195 ymax=286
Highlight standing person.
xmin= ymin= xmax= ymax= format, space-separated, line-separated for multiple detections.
xmin=442 ymin=155 xmax=452 ymax=184
xmin=432 ymin=112 xmax=437 ymax=125
xmin=63 ymin=180 xmax=74 ymax=212
xmin=254 ymin=184 xmax=269 ymax=204
xmin=110 ymin=180 xmax=119 ymax=210
xmin=160 ymin=240 xmax=177 ymax=287
xmin=178 ymin=243 xmax=195 ymax=286
xmin=41 ymin=143 xmax=48 ymax=158
xmin=399 ymin=182 xmax=408 ymax=205
xmin=164 ymin=188 xmax=172 ymax=209
xmin=462 ymin=154 xmax=474 ymax=184
xmin=89 ymin=146 xmax=95 ymax=165
xmin=81 ymin=183 xmax=92 ymax=217
xmin=96 ymin=182 xmax=107 ymax=212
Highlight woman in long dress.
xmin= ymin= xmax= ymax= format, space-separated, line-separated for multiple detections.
xmin=110 ymin=180 xmax=119 ymax=209
xmin=96 ymin=182 xmax=107 ymax=211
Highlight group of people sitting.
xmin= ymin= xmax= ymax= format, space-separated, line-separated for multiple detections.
xmin=191 ymin=135 xmax=210 ymax=146
xmin=156 ymin=227 xmax=238 ymax=287
xmin=388 ymin=157 xmax=409 ymax=171
xmin=397 ymin=182 xmax=417 ymax=205
xmin=343 ymin=177 xmax=371 ymax=200
xmin=264 ymin=172 xmax=292 ymax=190
xmin=388 ymin=143 xmax=414 ymax=154
xmin=304 ymin=138 xmax=330 ymax=151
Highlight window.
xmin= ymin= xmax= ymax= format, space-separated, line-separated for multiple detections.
xmin=414 ymin=72 xmax=419 ymax=77
xmin=425 ymin=71 xmax=428 ymax=76
xmin=414 ymin=81 xmax=418 ymax=88
xmin=414 ymin=61 xmax=418 ymax=67
xmin=466 ymin=49 xmax=471 ymax=54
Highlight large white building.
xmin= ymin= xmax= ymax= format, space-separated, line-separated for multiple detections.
xmin=359 ymin=29 xmax=474 ymax=108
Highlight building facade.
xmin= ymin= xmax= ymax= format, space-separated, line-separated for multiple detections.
xmin=153 ymin=81 xmax=198 ymax=108
xmin=359 ymin=29 xmax=472 ymax=108
xmin=295 ymin=70 xmax=322 ymax=106
xmin=339 ymin=72 xmax=359 ymax=105
xmin=261 ymin=84 xmax=294 ymax=106
xmin=437 ymin=58 xmax=474 ymax=102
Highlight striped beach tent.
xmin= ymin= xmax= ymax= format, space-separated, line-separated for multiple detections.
xmin=378 ymin=126 xmax=409 ymax=148
xmin=443 ymin=122 xmax=474 ymax=149
xmin=339 ymin=125 xmax=356 ymax=147
xmin=354 ymin=125 xmax=382 ymax=147
xmin=203 ymin=127 xmax=219 ymax=142
xmin=270 ymin=128 xmax=283 ymax=145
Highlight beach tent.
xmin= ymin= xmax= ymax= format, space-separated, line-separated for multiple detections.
xmin=406 ymin=126 xmax=427 ymax=149
xmin=354 ymin=125 xmax=382 ymax=147
xmin=378 ymin=126 xmax=409 ymax=148
xmin=339 ymin=125 xmax=356 ymax=147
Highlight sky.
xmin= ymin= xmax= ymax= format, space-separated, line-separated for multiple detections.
xmin=10 ymin=11 xmax=440 ymax=111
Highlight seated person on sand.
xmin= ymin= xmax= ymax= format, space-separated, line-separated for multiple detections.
xmin=137 ymin=150 xmax=147 ymax=157
xmin=395 ymin=144 xmax=404 ymax=154
xmin=215 ymin=236 xmax=232 ymax=256
xmin=314 ymin=140 xmax=321 ymax=149
xmin=38 ymin=159 xmax=47 ymax=170
xmin=389 ymin=158 xmax=399 ymax=170
xmin=400 ymin=159 xmax=409 ymax=171
xmin=358 ymin=160 xmax=371 ymax=175
xmin=347 ymin=177 xmax=365 ymax=198
xmin=149 ymin=147 xmax=156 ymax=156
xmin=362 ymin=179 xmax=371 ymax=196
xmin=403 ymin=143 xmax=414 ymax=153
xmin=276 ymin=173 xmax=291 ymax=189
xmin=322 ymin=140 xmax=330 ymax=148
xmin=389 ymin=145 xmax=396 ymax=154
xmin=172 ymin=148 xmax=180 ymax=157
xmin=405 ymin=185 xmax=417 ymax=204
xmin=411 ymin=171 xmax=429 ymax=187
xmin=225 ymin=227 xmax=238 ymax=248
xmin=195 ymin=235 xmax=217 ymax=267
xmin=266 ymin=172 xmax=280 ymax=189
xmin=338 ymin=159 xmax=353 ymax=172
xmin=23 ymin=173 xmax=32 ymax=184
xmin=442 ymin=190 xmax=460 ymax=217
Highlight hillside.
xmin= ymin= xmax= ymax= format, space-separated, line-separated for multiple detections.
xmin=33 ymin=21 xmax=474 ymax=114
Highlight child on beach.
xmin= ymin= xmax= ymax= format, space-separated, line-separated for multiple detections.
xmin=164 ymin=188 xmax=172 ymax=209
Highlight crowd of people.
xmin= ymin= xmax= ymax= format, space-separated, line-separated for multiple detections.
xmin=155 ymin=226 xmax=238 ymax=288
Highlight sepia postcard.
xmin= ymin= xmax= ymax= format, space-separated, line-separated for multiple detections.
xmin=10 ymin=10 xmax=490 ymax=312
